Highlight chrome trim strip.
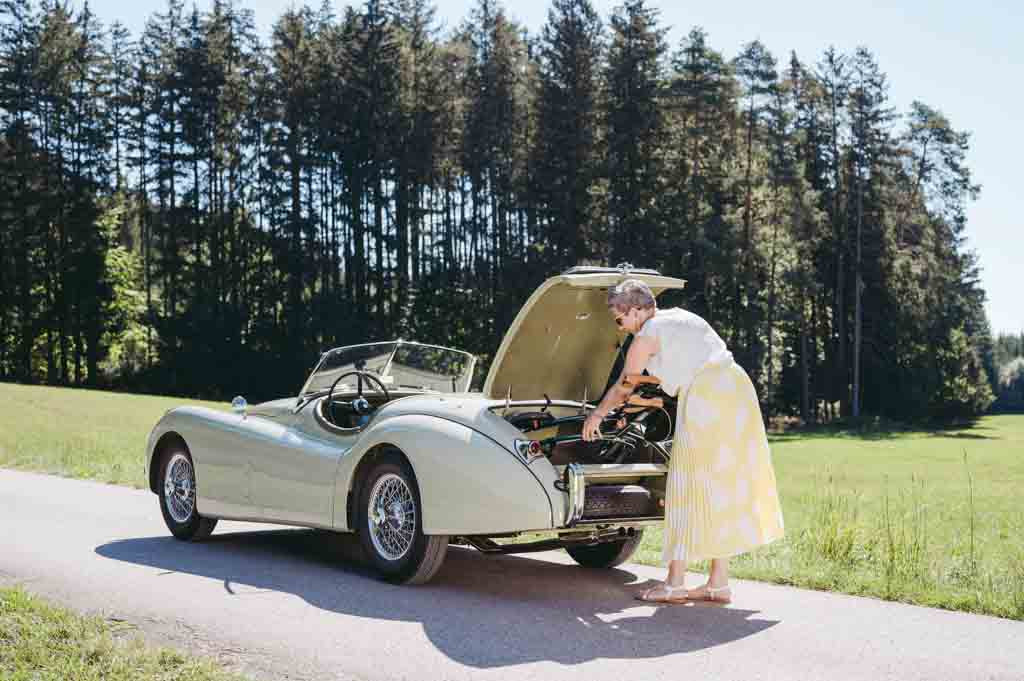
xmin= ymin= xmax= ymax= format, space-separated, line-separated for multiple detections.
xmin=565 ymin=463 xmax=586 ymax=527
xmin=201 ymin=512 xmax=342 ymax=532
xmin=572 ymin=463 xmax=669 ymax=479
xmin=573 ymin=516 xmax=665 ymax=527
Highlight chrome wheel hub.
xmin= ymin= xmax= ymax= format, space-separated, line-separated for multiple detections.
xmin=164 ymin=453 xmax=196 ymax=524
xmin=368 ymin=473 xmax=415 ymax=561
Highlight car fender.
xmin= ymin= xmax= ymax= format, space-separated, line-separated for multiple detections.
xmin=334 ymin=413 xmax=554 ymax=535
xmin=146 ymin=406 xmax=258 ymax=518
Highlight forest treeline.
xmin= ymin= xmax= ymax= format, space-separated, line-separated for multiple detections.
xmin=0 ymin=0 xmax=1012 ymax=420
xmin=994 ymin=333 xmax=1024 ymax=412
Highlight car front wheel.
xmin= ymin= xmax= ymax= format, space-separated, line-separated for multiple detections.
xmin=158 ymin=447 xmax=218 ymax=541
xmin=356 ymin=455 xmax=448 ymax=584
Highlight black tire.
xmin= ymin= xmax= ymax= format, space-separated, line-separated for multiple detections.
xmin=582 ymin=484 xmax=654 ymax=519
xmin=565 ymin=530 xmax=644 ymax=568
xmin=356 ymin=454 xmax=448 ymax=585
xmin=157 ymin=446 xmax=218 ymax=541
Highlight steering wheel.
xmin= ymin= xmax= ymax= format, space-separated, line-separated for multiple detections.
xmin=326 ymin=371 xmax=391 ymax=425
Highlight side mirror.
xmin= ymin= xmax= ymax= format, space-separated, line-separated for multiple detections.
xmin=231 ymin=396 xmax=247 ymax=417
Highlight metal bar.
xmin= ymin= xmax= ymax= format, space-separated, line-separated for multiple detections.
xmin=566 ymin=463 xmax=586 ymax=527
xmin=555 ymin=463 xmax=669 ymax=479
xmin=573 ymin=516 xmax=665 ymax=527
xmin=461 ymin=529 xmax=626 ymax=555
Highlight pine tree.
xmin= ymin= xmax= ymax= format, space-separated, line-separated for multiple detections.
xmin=664 ymin=28 xmax=736 ymax=319
xmin=0 ymin=0 xmax=41 ymax=380
xmin=531 ymin=0 xmax=603 ymax=268
xmin=816 ymin=46 xmax=849 ymax=418
xmin=785 ymin=51 xmax=830 ymax=421
xmin=339 ymin=0 xmax=403 ymax=337
xmin=459 ymin=0 xmax=530 ymax=342
xmin=140 ymin=0 xmax=187 ymax=382
xmin=847 ymin=46 xmax=895 ymax=417
xmin=730 ymin=39 xmax=778 ymax=388
xmin=604 ymin=0 xmax=666 ymax=266
xmin=268 ymin=6 xmax=316 ymax=371
xmin=392 ymin=0 xmax=443 ymax=328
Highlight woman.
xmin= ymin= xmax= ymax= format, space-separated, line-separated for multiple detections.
xmin=582 ymin=279 xmax=784 ymax=604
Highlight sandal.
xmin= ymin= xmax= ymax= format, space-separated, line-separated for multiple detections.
xmin=634 ymin=583 xmax=689 ymax=604
xmin=685 ymin=583 xmax=732 ymax=604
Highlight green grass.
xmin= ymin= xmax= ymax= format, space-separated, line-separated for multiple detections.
xmin=2 ymin=381 xmax=1023 ymax=619
xmin=633 ymin=414 xmax=1024 ymax=620
xmin=0 ymin=382 xmax=226 ymax=487
xmin=0 ymin=587 xmax=247 ymax=681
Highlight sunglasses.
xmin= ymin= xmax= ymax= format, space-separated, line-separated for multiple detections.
xmin=613 ymin=309 xmax=631 ymax=327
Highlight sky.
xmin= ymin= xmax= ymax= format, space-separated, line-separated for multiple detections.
xmin=85 ymin=0 xmax=1023 ymax=335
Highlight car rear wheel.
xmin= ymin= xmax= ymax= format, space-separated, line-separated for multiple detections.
xmin=356 ymin=455 xmax=448 ymax=584
xmin=158 ymin=447 xmax=218 ymax=541
xmin=565 ymin=530 xmax=644 ymax=568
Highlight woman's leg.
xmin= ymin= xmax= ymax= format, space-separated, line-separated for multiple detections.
xmin=708 ymin=557 xmax=730 ymax=587
xmin=686 ymin=557 xmax=732 ymax=602
xmin=669 ymin=557 xmax=728 ymax=588
xmin=637 ymin=560 xmax=689 ymax=601
xmin=666 ymin=559 xmax=687 ymax=586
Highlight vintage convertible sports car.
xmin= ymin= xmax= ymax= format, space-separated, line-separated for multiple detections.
xmin=145 ymin=266 xmax=686 ymax=583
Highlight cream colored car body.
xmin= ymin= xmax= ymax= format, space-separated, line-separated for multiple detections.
xmin=145 ymin=267 xmax=685 ymax=537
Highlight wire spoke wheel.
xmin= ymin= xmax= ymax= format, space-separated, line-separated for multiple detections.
xmin=368 ymin=473 xmax=416 ymax=561
xmin=163 ymin=453 xmax=196 ymax=524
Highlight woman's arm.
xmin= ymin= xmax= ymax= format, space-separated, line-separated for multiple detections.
xmin=582 ymin=335 xmax=659 ymax=441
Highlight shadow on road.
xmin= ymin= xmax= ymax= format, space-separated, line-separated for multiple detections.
xmin=96 ymin=528 xmax=778 ymax=667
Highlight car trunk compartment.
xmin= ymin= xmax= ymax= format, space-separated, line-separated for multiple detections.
xmin=493 ymin=400 xmax=672 ymax=527
xmin=555 ymin=463 xmax=667 ymax=526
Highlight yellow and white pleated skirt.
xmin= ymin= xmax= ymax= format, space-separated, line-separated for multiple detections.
xmin=662 ymin=359 xmax=785 ymax=564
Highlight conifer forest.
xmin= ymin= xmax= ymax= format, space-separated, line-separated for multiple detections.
xmin=0 ymin=0 xmax=1014 ymax=420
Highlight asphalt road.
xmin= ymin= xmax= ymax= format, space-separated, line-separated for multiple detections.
xmin=2 ymin=468 xmax=1022 ymax=681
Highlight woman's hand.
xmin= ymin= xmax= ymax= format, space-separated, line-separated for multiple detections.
xmin=582 ymin=411 xmax=605 ymax=442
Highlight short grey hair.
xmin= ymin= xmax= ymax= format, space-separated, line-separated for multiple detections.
xmin=607 ymin=279 xmax=656 ymax=312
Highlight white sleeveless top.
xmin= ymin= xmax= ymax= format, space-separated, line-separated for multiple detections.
xmin=634 ymin=307 xmax=733 ymax=397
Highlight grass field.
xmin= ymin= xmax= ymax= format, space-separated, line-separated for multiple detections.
xmin=2 ymin=381 xmax=1023 ymax=619
xmin=0 ymin=587 xmax=246 ymax=681
xmin=634 ymin=415 xmax=1024 ymax=620
xmin=0 ymin=382 xmax=226 ymax=488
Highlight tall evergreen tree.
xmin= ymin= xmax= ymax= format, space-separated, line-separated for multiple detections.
xmin=729 ymin=39 xmax=778 ymax=387
xmin=665 ymin=28 xmax=736 ymax=320
xmin=604 ymin=0 xmax=666 ymax=266
xmin=816 ymin=46 xmax=850 ymax=418
xmin=847 ymin=46 xmax=895 ymax=417
xmin=459 ymin=0 xmax=530 ymax=341
xmin=532 ymin=0 xmax=603 ymax=268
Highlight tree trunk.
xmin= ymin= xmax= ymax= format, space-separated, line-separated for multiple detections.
xmin=396 ymin=171 xmax=409 ymax=325
xmin=800 ymin=291 xmax=811 ymax=423
xmin=289 ymin=128 xmax=302 ymax=350
xmin=853 ymin=165 xmax=863 ymax=418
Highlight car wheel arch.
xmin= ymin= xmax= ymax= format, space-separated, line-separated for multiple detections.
xmin=333 ymin=415 xmax=555 ymax=535
xmin=150 ymin=431 xmax=189 ymax=494
xmin=346 ymin=443 xmax=416 ymax=530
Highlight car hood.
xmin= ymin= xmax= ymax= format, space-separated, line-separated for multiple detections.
xmin=482 ymin=267 xmax=686 ymax=401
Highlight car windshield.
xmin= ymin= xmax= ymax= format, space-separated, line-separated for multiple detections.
xmin=301 ymin=341 xmax=477 ymax=396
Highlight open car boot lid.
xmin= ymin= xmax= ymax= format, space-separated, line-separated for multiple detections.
xmin=482 ymin=266 xmax=686 ymax=401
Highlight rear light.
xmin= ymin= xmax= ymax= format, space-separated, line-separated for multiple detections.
xmin=514 ymin=438 xmax=545 ymax=463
